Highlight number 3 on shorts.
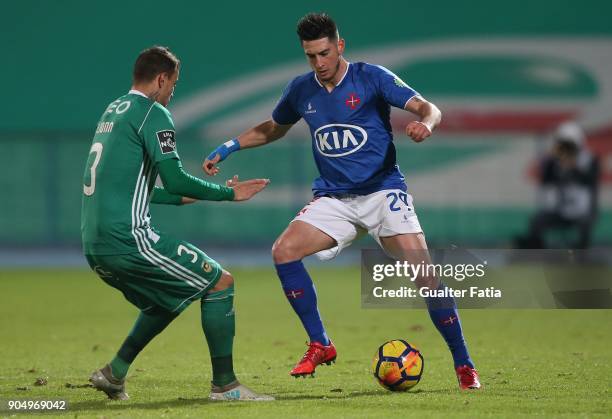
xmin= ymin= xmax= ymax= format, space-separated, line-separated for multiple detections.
xmin=177 ymin=244 xmax=198 ymax=263
xmin=386 ymin=191 xmax=409 ymax=212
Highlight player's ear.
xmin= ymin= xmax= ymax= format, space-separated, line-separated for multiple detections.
xmin=154 ymin=73 xmax=163 ymax=89
xmin=337 ymin=38 xmax=345 ymax=55
xmin=158 ymin=72 xmax=170 ymax=88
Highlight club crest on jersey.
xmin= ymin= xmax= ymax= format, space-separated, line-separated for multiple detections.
xmin=314 ymin=124 xmax=368 ymax=157
xmin=156 ymin=130 xmax=176 ymax=154
xmin=345 ymin=93 xmax=361 ymax=110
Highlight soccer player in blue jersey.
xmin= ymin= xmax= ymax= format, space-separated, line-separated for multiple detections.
xmin=204 ymin=13 xmax=481 ymax=389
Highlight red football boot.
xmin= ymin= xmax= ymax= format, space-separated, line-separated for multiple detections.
xmin=290 ymin=341 xmax=337 ymax=377
xmin=456 ymin=365 xmax=482 ymax=390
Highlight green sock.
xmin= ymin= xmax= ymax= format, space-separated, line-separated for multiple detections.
xmin=109 ymin=355 xmax=130 ymax=380
xmin=201 ymin=286 xmax=237 ymax=387
xmin=109 ymin=309 xmax=177 ymax=380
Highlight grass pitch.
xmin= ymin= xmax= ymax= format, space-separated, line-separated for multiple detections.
xmin=0 ymin=267 xmax=611 ymax=418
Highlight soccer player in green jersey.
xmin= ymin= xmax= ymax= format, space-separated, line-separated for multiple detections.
xmin=82 ymin=46 xmax=273 ymax=401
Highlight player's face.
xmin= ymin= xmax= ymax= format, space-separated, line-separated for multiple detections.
xmin=302 ymin=37 xmax=345 ymax=82
xmin=156 ymin=68 xmax=179 ymax=107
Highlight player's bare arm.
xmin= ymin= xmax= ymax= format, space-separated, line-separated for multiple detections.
xmin=237 ymin=119 xmax=293 ymax=149
xmin=404 ymin=96 xmax=442 ymax=143
xmin=203 ymin=119 xmax=292 ymax=176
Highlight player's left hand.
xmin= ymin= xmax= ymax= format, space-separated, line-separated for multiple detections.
xmin=406 ymin=121 xmax=432 ymax=142
xmin=231 ymin=178 xmax=271 ymax=201
xmin=226 ymin=175 xmax=240 ymax=187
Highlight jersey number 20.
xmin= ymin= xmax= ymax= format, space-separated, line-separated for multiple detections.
xmin=386 ymin=191 xmax=409 ymax=212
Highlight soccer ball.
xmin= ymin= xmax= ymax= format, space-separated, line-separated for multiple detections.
xmin=372 ymin=339 xmax=424 ymax=391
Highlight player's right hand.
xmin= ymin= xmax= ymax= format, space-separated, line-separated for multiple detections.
xmin=203 ymin=154 xmax=221 ymax=176
xmin=406 ymin=121 xmax=432 ymax=142
xmin=231 ymin=177 xmax=270 ymax=201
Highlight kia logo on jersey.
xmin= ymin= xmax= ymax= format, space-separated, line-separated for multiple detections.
xmin=314 ymin=124 xmax=368 ymax=157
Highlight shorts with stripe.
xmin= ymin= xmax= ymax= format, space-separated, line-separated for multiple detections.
xmin=85 ymin=234 xmax=222 ymax=314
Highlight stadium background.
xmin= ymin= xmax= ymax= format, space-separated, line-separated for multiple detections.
xmin=2 ymin=0 xmax=611 ymax=253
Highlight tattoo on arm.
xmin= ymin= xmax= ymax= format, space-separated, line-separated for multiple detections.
xmin=405 ymin=96 xmax=441 ymax=130
xmin=405 ymin=96 xmax=427 ymax=112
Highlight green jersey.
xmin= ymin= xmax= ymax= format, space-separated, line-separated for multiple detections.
xmin=81 ymin=90 xmax=180 ymax=255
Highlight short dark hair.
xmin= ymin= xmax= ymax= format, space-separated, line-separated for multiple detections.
xmin=296 ymin=13 xmax=338 ymax=42
xmin=133 ymin=46 xmax=180 ymax=83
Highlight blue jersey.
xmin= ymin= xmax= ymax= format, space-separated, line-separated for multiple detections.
xmin=272 ymin=62 xmax=419 ymax=196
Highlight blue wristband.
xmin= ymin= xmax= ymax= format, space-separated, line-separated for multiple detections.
xmin=206 ymin=138 xmax=240 ymax=162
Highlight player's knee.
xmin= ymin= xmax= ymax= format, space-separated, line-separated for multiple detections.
xmin=210 ymin=270 xmax=234 ymax=292
xmin=271 ymin=238 xmax=303 ymax=264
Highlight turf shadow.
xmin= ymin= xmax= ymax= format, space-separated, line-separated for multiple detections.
xmin=67 ymin=388 xmax=451 ymax=411
xmin=68 ymin=397 xmax=228 ymax=412
xmin=276 ymin=388 xmax=450 ymax=400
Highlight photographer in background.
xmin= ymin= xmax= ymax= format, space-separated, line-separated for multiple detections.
xmin=517 ymin=122 xmax=600 ymax=249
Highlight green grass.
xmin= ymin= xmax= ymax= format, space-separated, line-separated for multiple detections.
xmin=0 ymin=267 xmax=611 ymax=418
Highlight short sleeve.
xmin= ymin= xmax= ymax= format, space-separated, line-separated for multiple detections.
xmin=369 ymin=64 xmax=419 ymax=109
xmin=140 ymin=104 xmax=179 ymax=163
xmin=272 ymin=79 xmax=301 ymax=125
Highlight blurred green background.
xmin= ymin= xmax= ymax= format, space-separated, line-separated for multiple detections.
xmin=2 ymin=0 xmax=611 ymax=249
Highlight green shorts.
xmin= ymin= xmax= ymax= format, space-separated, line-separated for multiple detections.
xmin=85 ymin=235 xmax=223 ymax=314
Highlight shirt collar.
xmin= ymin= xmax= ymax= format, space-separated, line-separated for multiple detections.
xmin=128 ymin=89 xmax=149 ymax=99
xmin=314 ymin=62 xmax=351 ymax=89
